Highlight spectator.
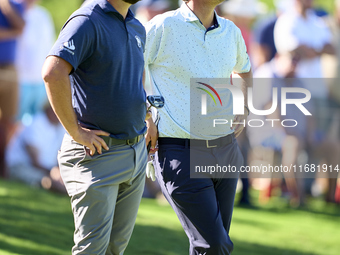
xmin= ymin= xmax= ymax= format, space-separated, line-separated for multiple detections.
xmin=252 ymin=52 xmax=311 ymax=206
xmin=274 ymin=0 xmax=339 ymax=203
xmin=0 ymin=0 xmax=25 ymax=178
xmin=135 ymin=0 xmax=171 ymax=25
xmin=274 ymin=0 xmax=335 ymax=81
xmin=5 ymin=102 xmax=65 ymax=192
xmin=251 ymin=0 xmax=294 ymax=69
xmin=15 ymin=0 xmax=55 ymax=125
xmin=252 ymin=15 xmax=277 ymax=69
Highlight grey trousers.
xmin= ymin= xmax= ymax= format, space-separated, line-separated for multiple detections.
xmin=58 ymin=134 xmax=147 ymax=255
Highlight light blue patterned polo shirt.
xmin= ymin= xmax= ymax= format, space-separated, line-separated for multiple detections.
xmin=145 ymin=3 xmax=251 ymax=139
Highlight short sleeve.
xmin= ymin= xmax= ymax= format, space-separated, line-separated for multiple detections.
xmin=48 ymin=15 xmax=96 ymax=72
xmin=144 ymin=18 xmax=163 ymax=66
xmin=274 ymin=15 xmax=299 ymax=54
xmin=233 ymin=27 xmax=251 ymax=74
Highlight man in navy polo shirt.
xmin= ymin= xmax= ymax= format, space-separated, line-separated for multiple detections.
xmin=42 ymin=0 xmax=152 ymax=254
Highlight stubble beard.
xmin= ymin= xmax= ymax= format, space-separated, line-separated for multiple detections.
xmin=122 ymin=0 xmax=140 ymax=5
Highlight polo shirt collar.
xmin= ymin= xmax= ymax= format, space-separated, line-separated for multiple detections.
xmin=179 ymin=2 xmax=219 ymax=28
xmin=97 ymin=0 xmax=135 ymax=18
xmin=179 ymin=3 xmax=199 ymax=22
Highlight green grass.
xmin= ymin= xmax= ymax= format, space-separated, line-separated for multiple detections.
xmin=0 ymin=179 xmax=339 ymax=255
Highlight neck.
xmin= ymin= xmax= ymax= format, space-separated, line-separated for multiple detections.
xmin=186 ymin=1 xmax=216 ymax=29
xmin=107 ymin=0 xmax=130 ymax=19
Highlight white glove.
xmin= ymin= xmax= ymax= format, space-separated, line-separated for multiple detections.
xmin=146 ymin=160 xmax=156 ymax=181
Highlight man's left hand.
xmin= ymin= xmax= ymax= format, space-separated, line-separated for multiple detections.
xmin=145 ymin=118 xmax=158 ymax=153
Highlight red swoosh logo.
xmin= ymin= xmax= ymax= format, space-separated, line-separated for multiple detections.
xmin=197 ymin=82 xmax=223 ymax=106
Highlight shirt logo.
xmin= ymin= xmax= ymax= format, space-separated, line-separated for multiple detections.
xmin=60 ymin=40 xmax=75 ymax=55
xmin=63 ymin=40 xmax=76 ymax=51
xmin=135 ymin=35 xmax=142 ymax=48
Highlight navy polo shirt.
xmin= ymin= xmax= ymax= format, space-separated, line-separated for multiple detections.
xmin=0 ymin=0 xmax=24 ymax=65
xmin=49 ymin=0 xmax=147 ymax=139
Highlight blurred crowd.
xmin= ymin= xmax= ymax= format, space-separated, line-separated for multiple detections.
xmin=220 ymin=0 xmax=340 ymax=207
xmin=0 ymin=0 xmax=339 ymax=206
xmin=0 ymin=0 xmax=66 ymax=192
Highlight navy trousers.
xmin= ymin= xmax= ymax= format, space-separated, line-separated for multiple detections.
xmin=154 ymin=135 xmax=243 ymax=255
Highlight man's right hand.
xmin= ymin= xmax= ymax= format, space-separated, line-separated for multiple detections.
xmin=72 ymin=126 xmax=110 ymax=156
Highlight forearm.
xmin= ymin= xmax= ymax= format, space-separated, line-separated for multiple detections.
xmin=42 ymin=56 xmax=80 ymax=138
xmin=238 ymin=69 xmax=253 ymax=107
xmin=45 ymin=80 xmax=79 ymax=137
xmin=0 ymin=27 xmax=21 ymax=39
xmin=145 ymin=115 xmax=158 ymax=151
xmin=146 ymin=117 xmax=156 ymax=129
xmin=0 ymin=0 xmax=25 ymax=31
xmin=231 ymin=70 xmax=252 ymax=136
xmin=294 ymin=44 xmax=336 ymax=59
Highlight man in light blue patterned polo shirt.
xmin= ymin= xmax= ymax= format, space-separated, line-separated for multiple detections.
xmin=145 ymin=0 xmax=253 ymax=254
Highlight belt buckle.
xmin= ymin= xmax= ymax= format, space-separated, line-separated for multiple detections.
xmin=206 ymin=140 xmax=217 ymax=148
xmin=126 ymin=138 xmax=134 ymax=145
